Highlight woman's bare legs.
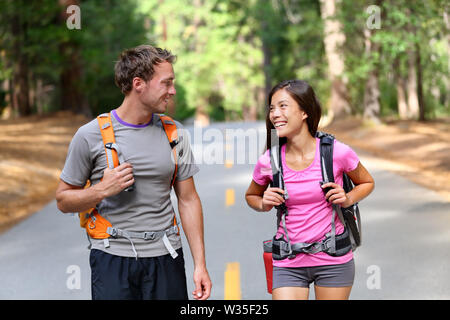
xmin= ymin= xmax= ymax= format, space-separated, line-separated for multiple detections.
xmin=272 ymin=287 xmax=309 ymax=300
xmin=314 ymin=286 xmax=352 ymax=300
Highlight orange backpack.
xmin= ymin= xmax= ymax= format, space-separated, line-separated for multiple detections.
xmin=79 ymin=112 xmax=180 ymax=258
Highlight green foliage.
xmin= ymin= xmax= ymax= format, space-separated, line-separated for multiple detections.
xmin=0 ymin=0 xmax=448 ymax=119
xmin=341 ymin=0 xmax=449 ymax=118
xmin=79 ymin=0 xmax=148 ymax=115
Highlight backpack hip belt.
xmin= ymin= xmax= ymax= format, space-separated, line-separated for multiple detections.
xmin=79 ymin=112 xmax=181 ymax=259
xmin=270 ymin=226 xmax=352 ymax=260
xmin=105 ymin=224 xmax=179 ymax=259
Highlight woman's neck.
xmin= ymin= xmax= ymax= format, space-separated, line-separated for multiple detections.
xmin=286 ymin=131 xmax=316 ymax=161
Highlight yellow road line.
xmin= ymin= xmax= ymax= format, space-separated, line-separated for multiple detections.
xmin=224 ymin=159 xmax=233 ymax=168
xmin=224 ymin=262 xmax=241 ymax=300
xmin=225 ymin=188 xmax=235 ymax=207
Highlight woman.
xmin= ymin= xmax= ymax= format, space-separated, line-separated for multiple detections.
xmin=245 ymin=80 xmax=374 ymax=300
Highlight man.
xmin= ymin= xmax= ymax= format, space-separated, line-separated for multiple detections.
xmin=56 ymin=45 xmax=211 ymax=300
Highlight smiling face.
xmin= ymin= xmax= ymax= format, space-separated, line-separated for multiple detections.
xmin=269 ymin=88 xmax=308 ymax=139
xmin=133 ymin=61 xmax=176 ymax=114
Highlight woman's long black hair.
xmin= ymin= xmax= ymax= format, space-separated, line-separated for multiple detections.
xmin=265 ymin=80 xmax=322 ymax=151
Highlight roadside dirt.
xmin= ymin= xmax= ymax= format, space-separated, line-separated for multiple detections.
xmin=0 ymin=112 xmax=89 ymax=233
xmin=325 ymin=117 xmax=450 ymax=201
xmin=0 ymin=113 xmax=448 ymax=234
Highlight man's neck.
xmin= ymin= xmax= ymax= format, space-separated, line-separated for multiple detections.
xmin=115 ymin=96 xmax=152 ymax=126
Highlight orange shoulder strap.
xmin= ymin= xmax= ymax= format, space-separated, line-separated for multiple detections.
xmin=159 ymin=114 xmax=179 ymax=188
xmin=79 ymin=113 xmax=118 ymax=228
xmin=97 ymin=113 xmax=119 ymax=169
xmin=159 ymin=114 xmax=180 ymax=233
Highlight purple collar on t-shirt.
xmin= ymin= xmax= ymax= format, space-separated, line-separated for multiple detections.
xmin=111 ymin=109 xmax=153 ymax=128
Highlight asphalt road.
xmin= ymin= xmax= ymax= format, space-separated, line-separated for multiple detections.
xmin=0 ymin=121 xmax=449 ymax=300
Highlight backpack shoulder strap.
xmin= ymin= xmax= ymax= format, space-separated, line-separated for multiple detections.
xmin=317 ymin=131 xmax=335 ymax=184
xmin=158 ymin=114 xmax=180 ymax=234
xmin=317 ymin=131 xmax=348 ymax=245
xmin=269 ymin=127 xmax=287 ymax=191
xmin=79 ymin=113 xmax=118 ymax=229
xmin=158 ymin=114 xmax=179 ymax=188
xmin=269 ymin=137 xmax=293 ymax=256
xmin=97 ymin=113 xmax=119 ymax=169
xmin=269 ymin=144 xmax=281 ymax=189
xmin=317 ymin=131 xmax=340 ymax=254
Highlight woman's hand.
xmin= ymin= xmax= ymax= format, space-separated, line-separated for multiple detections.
xmin=262 ymin=187 xmax=285 ymax=211
xmin=320 ymin=182 xmax=352 ymax=208
xmin=245 ymin=181 xmax=286 ymax=213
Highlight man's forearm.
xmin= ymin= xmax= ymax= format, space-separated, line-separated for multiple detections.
xmin=56 ymin=164 xmax=134 ymax=214
xmin=178 ymin=194 xmax=207 ymax=270
xmin=56 ymin=183 xmax=106 ymax=213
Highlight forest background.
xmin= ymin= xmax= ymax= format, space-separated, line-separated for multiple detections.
xmin=0 ymin=0 xmax=448 ymax=123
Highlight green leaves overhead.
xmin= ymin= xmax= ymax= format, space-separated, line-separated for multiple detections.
xmin=0 ymin=0 xmax=447 ymax=120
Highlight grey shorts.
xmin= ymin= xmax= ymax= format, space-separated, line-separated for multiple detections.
xmin=273 ymin=259 xmax=355 ymax=289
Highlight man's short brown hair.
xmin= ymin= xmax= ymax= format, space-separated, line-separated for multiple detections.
xmin=114 ymin=45 xmax=176 ymax=95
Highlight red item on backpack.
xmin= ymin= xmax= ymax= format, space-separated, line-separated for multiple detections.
xmin=263 ymin=248 xmax=273 ymax=294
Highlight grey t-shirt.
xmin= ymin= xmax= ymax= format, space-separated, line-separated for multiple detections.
xmin=60 ymin=110 xmax=199 ymax=257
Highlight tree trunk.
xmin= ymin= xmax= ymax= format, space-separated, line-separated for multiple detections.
xmin=1 ymin=79 xmax=13 ymax=119
xmin=261 ymin=20 xmax=272 ymax=106
xmin=13 ymin=53 xmax=31 ymax=117
xmin=363 ymin=71 xmax=381 ymax=123
xmin=362 ymin=28 xmax=381 ymax=124
xmin=445 ymin=11 xmax=450 ymax=110
xmin=406 ymin=46 xmax=419 ymax=119
xmin=192 ymin=0 xmax=210 ymax=126
xmin=416 ymin=42 xmax=425 ymax=121
xmin=320 ymin=0 xmax=351 ymax=120
xmin=405 ymin=7 xmax=423 ymax=120
xmin=59 ymin=0 xmax=90 ymax=117
xmin=35 ymin=78 xmax=44 ymax=115
xmin=159 ymin=0 xmax=174 ymax=116
xmin=159 ymin=0 xmax=168 ymax=42
xmin=394 ymin=58 xmax=408 ymax=120
xmin=10 ymin=0 xmax=31 ymax=117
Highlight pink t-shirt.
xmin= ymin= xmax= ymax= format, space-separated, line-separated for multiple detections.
xmin=253 ymin=137 xmax=360 ymax=268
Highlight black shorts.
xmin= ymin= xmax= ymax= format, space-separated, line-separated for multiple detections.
xmin=89 ymin=248 xmax=188 ymax=300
